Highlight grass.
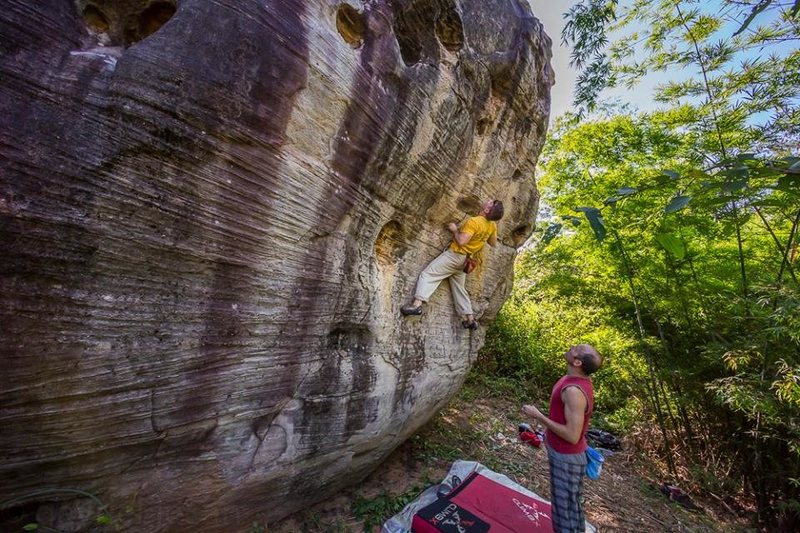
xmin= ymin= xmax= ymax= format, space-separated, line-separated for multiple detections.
xmin=351 ymin=483 xmax=430 ymax=532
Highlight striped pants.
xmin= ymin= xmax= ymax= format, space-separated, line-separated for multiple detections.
xmin=413 ymin=249 xmax=473 ymax=315
xmin=547 ymin=445 xmax=588 ymax=533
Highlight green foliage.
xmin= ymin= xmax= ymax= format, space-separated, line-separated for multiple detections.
xmin=249 ymin=522 xmax=266 ymax=533
xmin=563 ymin=0 xmax=619 ymax=114
xmin=495 ymin=100 xmax=800 ymax=527
xmin=564 ymin=0 xmax=800 ymax=149
xmin=540 ymin=6 xmax=799 ymax=512
xmin=352 ymin=486 xmax=425 ymax=532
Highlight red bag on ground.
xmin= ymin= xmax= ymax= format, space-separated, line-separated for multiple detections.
xmin=520 ymin=430 xmax=543 ymax=447
xmin=411 ymin=471 xmax=553 ymax=532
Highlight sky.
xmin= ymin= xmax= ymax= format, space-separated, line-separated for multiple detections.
xmin=527 ymin=0 xmax=665 ymax=121
xmin=528 ymin=0 xmax=580 ymax=121
xmin=528 ymin=0 xmax=795 ymax=125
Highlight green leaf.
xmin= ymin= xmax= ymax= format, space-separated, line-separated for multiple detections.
xmin=736 ymin=153 xmax=757 ymax=161
xmin=655 ymin=233 xmax=686 ymax=260
xmin=751 ymin=198 xmax=791 ymax=208
xmin=542 ymin=223 xmax=563 ymax=245
xmin=96 ymin=515 xmax=113 ymax=525
xmin=604 ymin=196 xmax=618 ymax=206
xmin=662 ymin=169 xmax=679 ymax=180
xmin=561 ymin=215 xmax=582 ymax=227
xmin=695 ymin=195 xmax=735 ymax=208
xmin=719 ymin=167 xmax=749 ymax=180
xmin=777 ymin=174 xmax=800 ymax=189
xmin=574 ymin=207 xmax=606 ymax=241
xmin=688 ymin=169 xmax=711 ymax=180
xmin=722 ymin=179 xmax=748 ymax=194
xmin=617 ymin=186 xmax=637 ymax=196
xmin=665 ymin=195 xmax=691 ymax=213
xmin=733 ymin=0 xmax=773 ymax=37
xmin=23 ymin=525 xmax=38 ymax=531
xmin=749 ymin=166 xmax=781 ymax=178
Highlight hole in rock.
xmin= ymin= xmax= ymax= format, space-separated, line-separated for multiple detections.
xmin=336 ymin=3 xmax=366 ymax=48
xmin=456 ymin=195 xmax=482 ymax=214
xmin=394 ymin=13 xmax=422 ymax=66
xmin=489 ymin=62 xmax=517 ymax=100
xmin=375 ymin=221 xmax=406 ymax=266
xmin=435 ymin=3 xmax=463 ymax=52
xmin=391 ymin=0 xmax=441 ymax=67
xmin=79 ymin=1 xmax=177 ymax=47
xmin=83 ymin=4 xmax=110 ymax=34
xmin=137 ymin=2 xmax=176 ymax=41
xmin=511 ymin=169 xmax=523 ymax=181
xmin=475 ymin=118 xmax=492 ymax=136
xmin=327 ymin=323 xmax=373 ymax=354
xmin=1 ymin=500 xmax=38 ymax=532
xmin=511 ymin=224 xmax=530 ymax=247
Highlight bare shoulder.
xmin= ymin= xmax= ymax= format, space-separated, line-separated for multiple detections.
xmin=561 ymin=385 xmax=588 ymax=408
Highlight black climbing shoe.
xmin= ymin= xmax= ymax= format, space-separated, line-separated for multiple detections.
xmin=401 ymin=305 xmax=423 ymax=316
xmin=462 ymin=319 xmax=478 ymax=330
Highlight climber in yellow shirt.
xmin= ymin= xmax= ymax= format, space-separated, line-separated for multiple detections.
xmin=401 ymin=199 xmax=504 ymax=330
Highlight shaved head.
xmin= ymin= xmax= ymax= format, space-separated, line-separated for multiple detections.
xmin=574 ymin=344 xmax=602 ymax=375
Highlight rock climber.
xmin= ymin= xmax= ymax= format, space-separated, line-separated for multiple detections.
xmin=400 ymin=199 xmax=504 ymax=329
xmin=522 ymin=344 xmax=603 ymax=533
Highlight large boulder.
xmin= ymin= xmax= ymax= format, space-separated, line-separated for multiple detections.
xmin=0 ymin=0 xmax=551 ymax=530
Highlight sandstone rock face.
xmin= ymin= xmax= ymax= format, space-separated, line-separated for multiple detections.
xmin=0 ymin=0 xmax=551 ymax=530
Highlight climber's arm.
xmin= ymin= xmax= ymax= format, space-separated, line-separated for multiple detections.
xmin=448 ymin=222 xmax=473 ymax=247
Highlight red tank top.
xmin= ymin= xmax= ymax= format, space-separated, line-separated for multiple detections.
xmin=545 ymin=374 xmax=594 ymax=454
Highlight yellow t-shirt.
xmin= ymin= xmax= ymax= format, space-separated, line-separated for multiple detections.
xmin=449 ymin=216 xmax=497 ymax=256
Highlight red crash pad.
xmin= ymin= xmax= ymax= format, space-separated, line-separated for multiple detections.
xmin=411 ymin=471 xmax=553 ymax=532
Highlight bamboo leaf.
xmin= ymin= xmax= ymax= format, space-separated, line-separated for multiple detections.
xmin=655 ymin=233 xmax=686 ymax=260
xmin=542 ymin=223 xmax=563 ymax=245
xmin=688 ymin=169 xmax=712 ymax=180
xmin=777 ymin=174 xmax=800 ymax=189
xmin=722 ymin=179 xmax=748 ymax=193
xmin=618 ymin=186 xmax=637 ymax=196
xmin=695 ymin=195 xmax=736 ymax=208
xmin=751 ymin=198 xmax=790 ymax=208
xmin=574 ymin=206 xmax=606 ymax=241
xmin=733 ymin=0 xmax=773 ymax=37
xmin=662 ymin=169 xmax=680 ymax=180
xmin=665 ymin=195 xmax=691 ymax=213
xmin=720 ymin=167 xmax=749 ymax=179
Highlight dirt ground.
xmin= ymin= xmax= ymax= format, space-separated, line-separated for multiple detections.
xmin=270 ymin=382 xmax=753 ymax=533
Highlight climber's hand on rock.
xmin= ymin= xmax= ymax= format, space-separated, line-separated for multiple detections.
xmin=447 ymin=222 xmax=458 ymax=233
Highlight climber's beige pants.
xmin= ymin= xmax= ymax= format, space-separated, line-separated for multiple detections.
xmin=414 ymin=250 xmax=473 ymax=316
